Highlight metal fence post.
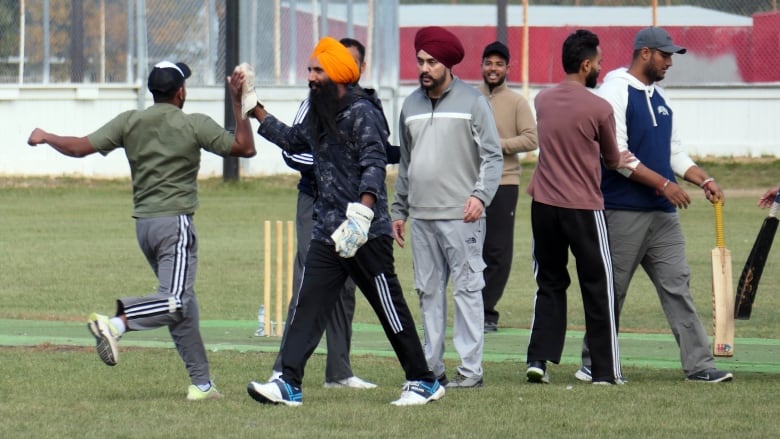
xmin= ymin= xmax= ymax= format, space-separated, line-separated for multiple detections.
xmin=223 ymin=0 xmax=240 ymax=182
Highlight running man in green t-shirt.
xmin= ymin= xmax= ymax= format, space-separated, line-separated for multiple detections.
xmin=26 ymin=61 xmax=256 ymax=401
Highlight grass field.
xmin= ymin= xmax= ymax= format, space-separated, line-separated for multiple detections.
xmin=2 ymin=160 xmax=780 ymax=437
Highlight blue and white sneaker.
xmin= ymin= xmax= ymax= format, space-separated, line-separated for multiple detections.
xmin=247 ymin=378 xmax=303 ymax=406
xmin=574 ymin=366 xmax=592 ymax=382
xmin=391 ymin=380 xmax=445 ymax=406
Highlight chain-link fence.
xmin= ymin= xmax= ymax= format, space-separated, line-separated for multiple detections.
xmin=521 ymin=0 xmax=780 ymax=85
xmin=524 ymin=0 xmax=776 ymax=14
xmin=0 ymin=0 xmax=397 ymax=89
xmin=1 ymin=0 xmax=778 ymax=87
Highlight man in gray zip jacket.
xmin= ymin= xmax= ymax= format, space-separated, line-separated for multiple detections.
xmin=391 ymin=26 xmax=503 ymax=389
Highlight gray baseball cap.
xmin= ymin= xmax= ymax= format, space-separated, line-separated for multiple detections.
xmin=633 ymin=27 xmax=687 ymax=54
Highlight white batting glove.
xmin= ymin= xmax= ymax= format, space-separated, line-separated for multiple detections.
xmin=235 ymin=63 xmax=258 ymax=119
xmin=331 ymin=203 xmax=374 ymax=258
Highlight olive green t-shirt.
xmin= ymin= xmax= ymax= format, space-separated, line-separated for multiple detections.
xmin=88 ymin=103 xmax=235 ymax=218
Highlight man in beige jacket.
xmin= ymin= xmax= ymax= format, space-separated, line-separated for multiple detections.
xmin=477 ymin=41 xmax=538 ymax=333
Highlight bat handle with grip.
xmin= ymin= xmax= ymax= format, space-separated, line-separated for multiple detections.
xmin=714 ymin=200 xmax=725 ymax=249
xmin=769 ymin=192 xmax=780 ymax=218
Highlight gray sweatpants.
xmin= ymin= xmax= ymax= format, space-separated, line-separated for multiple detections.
xmin=410 ymin=218 xmax=486 ymax=379
xmin=117 ymin=214 xmax=211 ymax=386
xmin=582 ymin=210 xmax=715 ymax=375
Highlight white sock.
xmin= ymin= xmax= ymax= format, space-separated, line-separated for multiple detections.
xmin=196 ymin=382 xmax=212 ymax=392
xmin=109 ymin=317 xmax=126 ymax=335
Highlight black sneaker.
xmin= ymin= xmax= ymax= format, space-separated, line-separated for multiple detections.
xmin=686 ymin=369 xmax=733 ymax=383
xmin=526 ymin=360 xmax=550 ymax=384
xmin=484 ymin=321 xmax=498 ymax=333
xmin=436 ymin=373 xmax=449 ymax=387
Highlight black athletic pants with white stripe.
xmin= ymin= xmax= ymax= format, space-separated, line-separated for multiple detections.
xmin=526 ymin=201 xmax=621 ymax=383
xmin=279 ymin=236 xmax=435 ymax=387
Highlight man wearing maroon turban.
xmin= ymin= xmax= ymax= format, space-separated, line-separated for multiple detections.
xmin=413 ymin=26 xmax=465 ymax=69
xmin=245 ymin=36 xmax=445 ymax=407
xmin=391 ymin=27 xmax=503 ymax=390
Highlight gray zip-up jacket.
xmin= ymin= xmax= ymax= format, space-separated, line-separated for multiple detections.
xmin=391 ymin=76 xmax=503 ymax=221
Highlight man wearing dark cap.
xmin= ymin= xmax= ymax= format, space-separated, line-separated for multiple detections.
xmin=391 ymin=26 xmax=503 ymax=389
xmin=26 ymin=61 xmax=257 ymax=400
xmin=147 ymin=60 xmax=193 ymax=94
xmin=576 ymin=26 xmax=733 ymax=383
xmin=245 ymin=36 xmax=444 ymax=406
xmin=477 ymin=41 xmax=537 ymax=334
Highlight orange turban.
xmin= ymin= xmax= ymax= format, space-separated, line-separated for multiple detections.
xmin=311 ymin=36 xmax=360 ymax=84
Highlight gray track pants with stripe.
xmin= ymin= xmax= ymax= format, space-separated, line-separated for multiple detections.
xmin=116 ymin=214 xmax=211 ymax=386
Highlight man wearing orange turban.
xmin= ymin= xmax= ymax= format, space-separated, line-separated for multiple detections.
xmin=311 ymin=36 xmax=360 ymax=85
xmin=245 ymin=37 xmax=446 ymax=407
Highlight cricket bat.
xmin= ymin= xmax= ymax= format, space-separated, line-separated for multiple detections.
xmin=734 ymin=192 xmax=780 ymax=320
xmin=711 ymin=200 xmax=735 ymax=357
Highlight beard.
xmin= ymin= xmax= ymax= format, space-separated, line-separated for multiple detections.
xmin=585 ymin=68 xmax=599 ymax=89
xmin=482 ymin=72 xmax=506 ymax=90
xmin=643 ymin=62 xmax=665 ymax=83
xmin=308 ymin=79 xmax=343 ymax=141
xmin=419 ymin=72 xmax=446 ymax=92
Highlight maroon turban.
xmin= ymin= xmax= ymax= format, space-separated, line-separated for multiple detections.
xmin=414 ymin=26 xmax=464 ymax=69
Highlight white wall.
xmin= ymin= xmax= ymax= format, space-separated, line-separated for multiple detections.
xmin=662 ymin=86 xmax=780 ymax=157
xmin=2 ymin=83 xmax=779 ymax=179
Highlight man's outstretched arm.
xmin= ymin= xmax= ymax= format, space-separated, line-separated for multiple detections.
xmin=27 ymin=128 xmax=96 ymax=157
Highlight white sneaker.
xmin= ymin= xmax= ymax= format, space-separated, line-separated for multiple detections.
xmin=324 ymin=376 xmax=378 ymax=389
xmin=87 ymin=313 xmax=120 ymax=366
xmin=268 ymin=370 xmax=282 ymax=382
xmin=390 ymin=380 xmax=445 ymax=406
xmin=575 ymin=366 xmax=592 ymax=382
xmin=247 ymin=379 xmax=303 ymax=406
xmin=576 ymin=365 xmax=628 ymax=383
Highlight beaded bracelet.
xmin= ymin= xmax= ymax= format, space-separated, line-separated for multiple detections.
xmin=700 ymin=177 xmax=715 ymax=189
